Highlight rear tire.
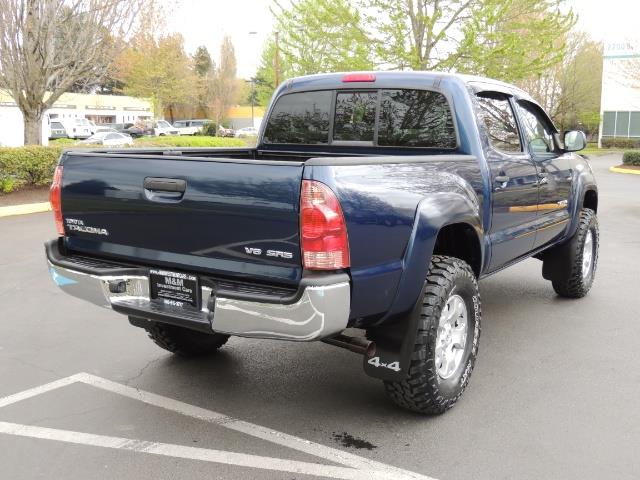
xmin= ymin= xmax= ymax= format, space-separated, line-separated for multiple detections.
xmin=545 ymin=208 xmax=599 ymax=298
xmin=143 ymin=322 xmax=229 ymax=357
xmin=384 ymin=255 xmax=481 ymax=414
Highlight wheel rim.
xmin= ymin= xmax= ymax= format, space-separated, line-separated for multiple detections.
xmin=582 ymin=229 xmax=594 ymax=279
xmin=435 ymin=294 xmax=468 ymax=380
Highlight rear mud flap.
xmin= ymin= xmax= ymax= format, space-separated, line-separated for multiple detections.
xmin=363 ymin=282 xmax=425 ymax=382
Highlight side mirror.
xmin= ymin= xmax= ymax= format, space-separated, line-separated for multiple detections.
xmin=564 ymin=130 xmax=586 ymax=152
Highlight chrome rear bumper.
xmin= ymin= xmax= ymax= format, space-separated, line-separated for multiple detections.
xmin=46 ymin=241 xmax=350 ymax=341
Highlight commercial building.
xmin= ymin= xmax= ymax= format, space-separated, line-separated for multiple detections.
xmin=0 ymin=90 xmax=153 ymax=147
xmin=599 ymin=39 xmax=640 ymax=146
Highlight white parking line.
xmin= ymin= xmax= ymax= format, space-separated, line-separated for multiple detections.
xmin=0 ymin=421 xmax=391 ymax=480
xmin=0 ymin=373 xmax=437 ymax=480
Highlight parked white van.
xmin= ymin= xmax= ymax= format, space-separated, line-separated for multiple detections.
xmin=60 ymin=118 xmax=93 ymax=139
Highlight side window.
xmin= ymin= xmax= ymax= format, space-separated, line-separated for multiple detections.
xmin=476 ymin=94 xmax=522 ymax=153
xmin=263 ymin=90 xmax=331 ymax=144
xmin=517 ymin=102 xmax=556 ymax=154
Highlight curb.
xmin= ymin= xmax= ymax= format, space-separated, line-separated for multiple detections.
xmin=0 ymin=202 xmax=51 ymax=218
xmin=610 ymin=166 xmax=640 ymax=175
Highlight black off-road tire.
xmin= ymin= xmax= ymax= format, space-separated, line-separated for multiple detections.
xmin=384 ymin=255 xmax=481 ymax=415
xmin=545 ymin=208 xmax=599 ymax=298
xmin=143 ymin=322 xmax=229 ymax=357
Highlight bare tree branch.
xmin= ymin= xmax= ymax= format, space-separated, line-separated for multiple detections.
xmin=0 ymin=0 xmax=146 ymax=144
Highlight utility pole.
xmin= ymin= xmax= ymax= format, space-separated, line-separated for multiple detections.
xmin=249 ymin=78 xmax=256 ymax=127
xmin=274 ymin=31 xmax=280 ymax=88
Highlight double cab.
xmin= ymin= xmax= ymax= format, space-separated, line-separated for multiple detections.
xmin=46 ymin=71 xmax=599 ymax=414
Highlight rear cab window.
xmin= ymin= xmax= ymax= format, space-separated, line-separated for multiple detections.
xmin=263 ymin=88 xmax=457 ymax=149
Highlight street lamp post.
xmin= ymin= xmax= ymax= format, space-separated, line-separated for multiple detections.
xmin=248 ymin=77 xmax=256 ymax=128
xmin=249 ymin=30 xmax=281 ymax=89
xmin=274 ymin=31 xmax=280 ymax=88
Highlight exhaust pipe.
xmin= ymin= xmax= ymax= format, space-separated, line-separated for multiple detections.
xmin=323 ymin=333 xmax=375 ymax=356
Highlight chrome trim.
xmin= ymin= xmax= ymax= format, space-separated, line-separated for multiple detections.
xmin=47 ymin=260 xmax=350 ymax=341
xmin=212 ymin=282 xmax=350 ymax=340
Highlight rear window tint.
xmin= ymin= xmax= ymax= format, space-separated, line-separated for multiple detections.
xmin=378 ymin=90 xmax=456 ymax=148
xmin=263 ymin=90 xmax=331 ymax=144
xmin=333 ymin=91 xmax=377 ymax=142
xmin=264 ymin=88 xmax=456 ymax=148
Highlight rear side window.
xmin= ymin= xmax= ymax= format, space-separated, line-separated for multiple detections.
xmin=263 ymin=90 xmax=332 ymax=144
xmin=378 ymin=90 xmax=456 ymax=148
xmin=475 ymin=94 xmax=521 ymax=153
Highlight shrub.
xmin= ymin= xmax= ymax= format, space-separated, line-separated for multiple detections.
xmin=0 ymin=145 xmax=63 ymax=193
xmin=49 ymin=138 xmax=78 ymax=147
xmin=622 ymin=151 xmax=640 ymax=166
xmin=133 ymin=136 xmax=245 ymax=148
xmin=601 ymin=137 xmax=640 ymax=149
xmin=198 ymin=122 xmax=218 ymax=137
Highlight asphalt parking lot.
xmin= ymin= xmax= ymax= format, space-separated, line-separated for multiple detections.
xmin=0 ymin=153 xmax=638 ymax=480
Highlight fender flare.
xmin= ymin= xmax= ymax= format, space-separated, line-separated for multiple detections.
xmin=563 ymin=160 xmax=598 ymax=240
xmin=363 ymin=192 xmax=483 ymax=382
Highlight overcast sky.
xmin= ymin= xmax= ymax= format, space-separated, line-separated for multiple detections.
xmin=166 ymin=0 xmax=639 ymax=79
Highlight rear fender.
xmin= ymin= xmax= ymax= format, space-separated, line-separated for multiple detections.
xmin=364 ymin=191 xmax=482 ymax=381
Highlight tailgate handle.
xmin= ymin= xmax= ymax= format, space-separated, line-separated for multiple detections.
xmin=144 ymin=177 xmax=186 ymax=193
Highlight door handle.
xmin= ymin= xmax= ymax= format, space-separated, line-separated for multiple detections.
xmin=494 ymin=175 xmax=510 ymax=183
xmin=143 ymin=177 xmax=186 ymax=193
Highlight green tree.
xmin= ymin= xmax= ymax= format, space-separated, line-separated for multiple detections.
xmin=361 ymin=0 xmax=574 ymax=81
xmin=457 ymin=0 xmax=575 ymax=82
xmin=116 ymin=33 xmax=197 ymax=120
xmin=362 ymin=0 xmax=474 ymax=70
xmin=519 ymin=32 xmax=603 ymax=136
xmin=209 ymin=36 xmax=239 ymax=125
xmin=193 ymin=45 xmax=214 ymax=116
xmin=255 ymin=0 xmax=373 ymax=104
xmin=194 ymin=46 xmax=213 ymax=77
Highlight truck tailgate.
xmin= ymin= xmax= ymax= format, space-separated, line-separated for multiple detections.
xmin=60 ymin=152 xmax=304 ymax=285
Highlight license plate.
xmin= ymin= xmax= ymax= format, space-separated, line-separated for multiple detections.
xmin=149 ymin=269 xmax=199 ymax=308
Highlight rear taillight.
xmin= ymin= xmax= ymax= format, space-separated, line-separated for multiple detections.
xmin=50 ymin=166 xmax=64 ymax=235
xmin=300 ymin=180 xmax=350 ymax=270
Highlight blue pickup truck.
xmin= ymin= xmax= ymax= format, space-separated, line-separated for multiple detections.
xmin=46 ymin=71 xmax=599 ymax=414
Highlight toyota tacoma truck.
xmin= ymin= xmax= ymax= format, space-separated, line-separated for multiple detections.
xmin=46 ymin=72 xmax=599 ymax=414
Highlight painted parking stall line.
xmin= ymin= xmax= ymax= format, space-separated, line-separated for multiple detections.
xmin=0 ymin=373 xmax=437 ymax=480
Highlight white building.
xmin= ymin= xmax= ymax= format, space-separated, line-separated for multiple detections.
xmin=599 ymin=39 xmax=640 ymax=146
xmin=0 ymin=90 xmax=153 ymax=147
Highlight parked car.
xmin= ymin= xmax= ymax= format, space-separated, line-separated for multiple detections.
xmin=93 ymin=127 xmax=119 ymax=135
xmin=48 ymin=121 xmax=67 ymax=140
xmin=173 ymin=119 xmax=212 ymax=136
xmin=46 ymin=71 xmax=598 ymax=415
xmin=234 ymin=126 xmax=258 ymax=138
xmin=98 ymin=123 xmax=148 ymax=138
xmin=218 ymin=126 xmax=235 ymax=137
xmin=60 ymin=118 xmax=93 ymax=139
xmin=153 ymin=120 xmax=179 ymax=136
xmin=77 ymin=131 xmax=134 ymax=147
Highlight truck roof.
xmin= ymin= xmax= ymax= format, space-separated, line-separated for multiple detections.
xmin=280 ymin=70 xmax=535 ymax=103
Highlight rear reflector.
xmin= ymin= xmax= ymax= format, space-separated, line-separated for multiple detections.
xmin=300 ymin=180 xmax=350 ymax=270
xmin=50 ymin=165 xmax=64 ymax=236
xmin=342 ymin=73 xmax=376 ymax=83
